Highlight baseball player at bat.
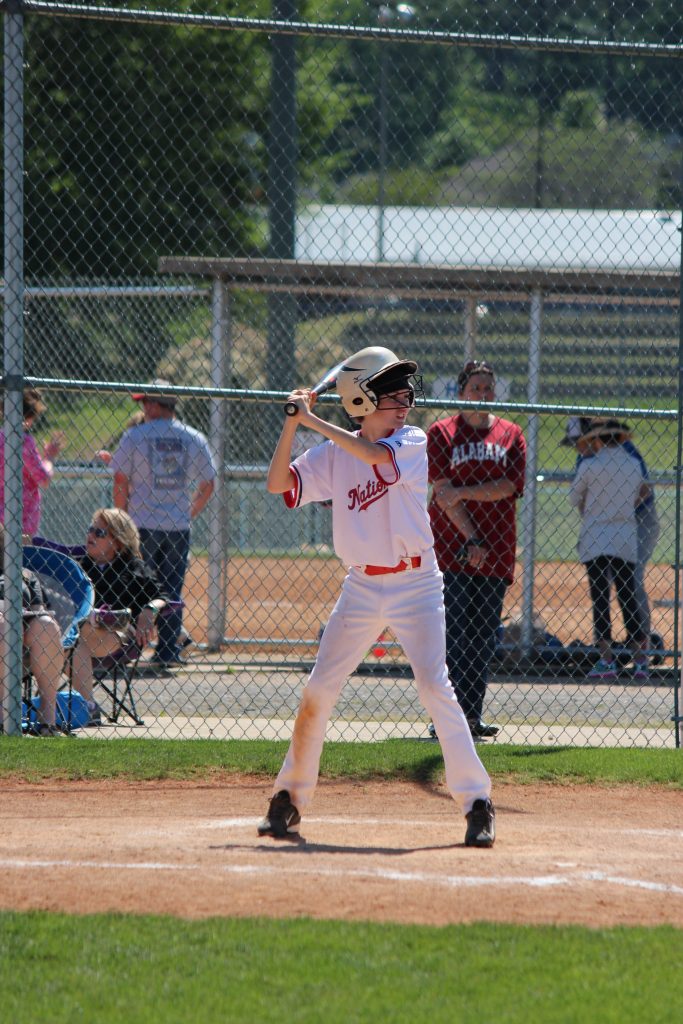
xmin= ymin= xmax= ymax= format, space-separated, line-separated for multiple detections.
xmin=258 ymin=346 xmax=495 ymax=847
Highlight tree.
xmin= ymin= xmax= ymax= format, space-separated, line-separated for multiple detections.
xmin=23 ymin=8 xmax=271 ymax=280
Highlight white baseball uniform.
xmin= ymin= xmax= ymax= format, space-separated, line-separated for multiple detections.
xmin=274 ymin=423 xmax=491 ymax=815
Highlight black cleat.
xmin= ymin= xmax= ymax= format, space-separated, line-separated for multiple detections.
xmin=468 ymin=719 xmax=500 ymax=739
xmin=257 ymin=790 xmax=301 ymax=838
xmin=465 ymin=798 xmax=496 ymax=848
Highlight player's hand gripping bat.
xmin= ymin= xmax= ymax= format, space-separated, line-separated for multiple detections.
xmin=283 ymin=360 xmax=345 ymax=416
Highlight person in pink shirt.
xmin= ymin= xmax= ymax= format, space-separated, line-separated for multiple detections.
xmin=0 ymin=388 xmax=66 ymax=535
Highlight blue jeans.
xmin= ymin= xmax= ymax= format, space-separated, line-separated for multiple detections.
xmin=139 ymin=528 xmax=190 ymax=661
xmin=443 ymin=571 xmax=507 ymax=724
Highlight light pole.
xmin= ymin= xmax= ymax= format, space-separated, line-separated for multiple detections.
xmin=376 ymin=3 xmax=417 ymax=262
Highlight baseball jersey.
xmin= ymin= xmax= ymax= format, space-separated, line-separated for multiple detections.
xmin=284 ymin=423 xmax=434 ymax=568
xmin=110 ymin=419 xmax=217 ymax=531
xmin=427 ymin=414 xmax=526 ymax=583
xmin=569 ymin=444 xmax=643 ymax=563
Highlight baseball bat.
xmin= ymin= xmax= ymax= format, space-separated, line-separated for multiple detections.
xmin=283 ymin=360 xmax=345 ymax=416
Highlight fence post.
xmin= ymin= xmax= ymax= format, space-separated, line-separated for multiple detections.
xmin=207 ymin=279 xmax=229 ymax=649
xmin=266 ymin=0 xmax=298 ymax=407
xmin=463 ymin=295 xmax=477 ymax=361
xmin=2 ymin=3 xmax=25 ymax=735
xmin=520 ymin=287 xmax=543 ymax=654
xmin=674 ymin=151 xmax=683 ymax=748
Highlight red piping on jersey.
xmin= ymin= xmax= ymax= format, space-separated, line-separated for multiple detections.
xmin=283 ymin=464 xmax=302 ymax=508
xmin=374 ymin=438 xmax=400 ymax=485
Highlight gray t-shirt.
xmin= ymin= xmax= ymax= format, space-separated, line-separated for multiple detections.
xmin=569 ymin=445 xmax=644 ymax=563
xmin=110 ymin=419 xmax=217 ymax=531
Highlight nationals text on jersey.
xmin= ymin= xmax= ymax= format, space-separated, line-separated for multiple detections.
xmin=347 ymin=475 xmax=388 ymax=511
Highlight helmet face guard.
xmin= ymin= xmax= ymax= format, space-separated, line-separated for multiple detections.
xmin=370 ymin=382 xmax=417 ymax=409
xmin=337 ymin=346 xmax=421 ymax=417
xmin=369 ymin=366 xmax=424 ymax=409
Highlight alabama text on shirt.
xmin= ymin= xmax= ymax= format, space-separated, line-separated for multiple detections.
xmin=450 ymin=441 xmax=508 ymax=468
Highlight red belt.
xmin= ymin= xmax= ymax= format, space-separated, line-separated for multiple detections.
xmin=363 ymin=556 xmax=421 ymax=576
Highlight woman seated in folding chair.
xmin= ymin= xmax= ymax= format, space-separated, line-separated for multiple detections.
xmin=70 ymin=508 xmax=168 ymax=725
xmin=0 ymin=524 xmax=64 ymax=736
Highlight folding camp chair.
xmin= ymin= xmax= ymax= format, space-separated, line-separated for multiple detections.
xmin=90 ymin=600 xmax=183 ymax=726
xmin=91 ymin=623 xmax=145 ymax=726
xmin=21 ymin=545 xmax=95 ymax=733
xmin=30 ymin=537 xmax=180 ymax=727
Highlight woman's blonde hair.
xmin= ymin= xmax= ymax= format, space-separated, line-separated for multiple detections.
xmin=91 ymin=508 xmax=141 ymax=559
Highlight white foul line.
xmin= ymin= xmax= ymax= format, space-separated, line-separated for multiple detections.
xmin=201 ymin=817 xmax=683 ymax=839
xmin=1 ymin=857 xmax=682 ymax=897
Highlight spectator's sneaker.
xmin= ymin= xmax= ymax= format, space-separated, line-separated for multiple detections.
xmin=178 ymin=630 xmax=195 ymax=654
xmin=257 ymin=790 xmax=301 ymax=838
xmin=148 ymin=654 xmax=184 ymax=670
xmin=632 ymin=662 xmax=650 ymax=681
xmin=588 ymin=659 xmax=618 ymax=680
xmin=85 ymin=701 xmax=102 ymax=727
xmin=25 ymin=722 xmax=64 ymax=737
xmin=468 ymin=719 xmax=500 ymax=739
xmin=427 ymin=721 xmax=437 ymax=739
xmin=465 ymin=798 xmax=496 ymax=848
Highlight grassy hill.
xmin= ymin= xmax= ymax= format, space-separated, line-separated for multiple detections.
xmin=340 ymin=121 xmax=677 ymax=211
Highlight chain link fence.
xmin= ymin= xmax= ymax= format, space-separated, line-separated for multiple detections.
xmin=2 ymin=1 xmax=682 ymax=747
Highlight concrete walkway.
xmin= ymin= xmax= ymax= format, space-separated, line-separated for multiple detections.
xmin=76 ymin=651 xmax=680 ymax=748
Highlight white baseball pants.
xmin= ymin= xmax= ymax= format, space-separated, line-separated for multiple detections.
xmin=273 ymin=549 xmax=491 ymax=816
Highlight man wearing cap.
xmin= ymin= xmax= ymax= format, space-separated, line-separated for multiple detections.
xmin=110 ymin=380 xmax=217 ymax=667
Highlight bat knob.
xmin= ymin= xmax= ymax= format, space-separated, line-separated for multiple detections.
xmin=283 ymin=401 xmax=298 ymax=417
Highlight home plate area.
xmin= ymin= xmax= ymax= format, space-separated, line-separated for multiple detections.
xmin=0 ymin=778 xmax=681 ymax=927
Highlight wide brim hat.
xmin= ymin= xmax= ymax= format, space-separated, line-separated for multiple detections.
xmin=560 ymin=416 xmax=592 ymax=446
xmin=578 ymin=417 xmax=632 ymax=445
xmin=131 ymin=378 xmax=177 ymax=408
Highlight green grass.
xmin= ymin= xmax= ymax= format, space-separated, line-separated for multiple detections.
xmin=1 ymin=738 xmax=681 ymax=787
xmin=2 ymin=741 xmax=682 ymax=1021
xmin=532 ymin=479 xmax=678 ymax=563
xmin=1 ymin=912 xmax=682 ymax=1024
xmin=36 ymin=393 xmax=137 ymax=460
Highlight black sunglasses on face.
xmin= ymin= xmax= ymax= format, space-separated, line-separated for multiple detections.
xmin=87 ymin=526 xmax=108 ymax=538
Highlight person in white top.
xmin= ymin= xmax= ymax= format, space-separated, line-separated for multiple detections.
xmin=257 ymin=347 xmax=495 ymax=848
xmin=568 ymin=417 xmax=650 ymax=680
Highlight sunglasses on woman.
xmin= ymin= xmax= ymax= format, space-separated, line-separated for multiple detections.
xmin=87 ymin=525 xmax=109 ymax=538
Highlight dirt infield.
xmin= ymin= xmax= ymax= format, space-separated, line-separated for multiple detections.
xmin=1 ymin=778 xmax=681 ymax=927
xmin=183 ymin=553 xmax=676 ymax=656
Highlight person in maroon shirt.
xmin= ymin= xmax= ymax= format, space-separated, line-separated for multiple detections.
xmin=427 ymin=360 xmax=526 ymax=738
